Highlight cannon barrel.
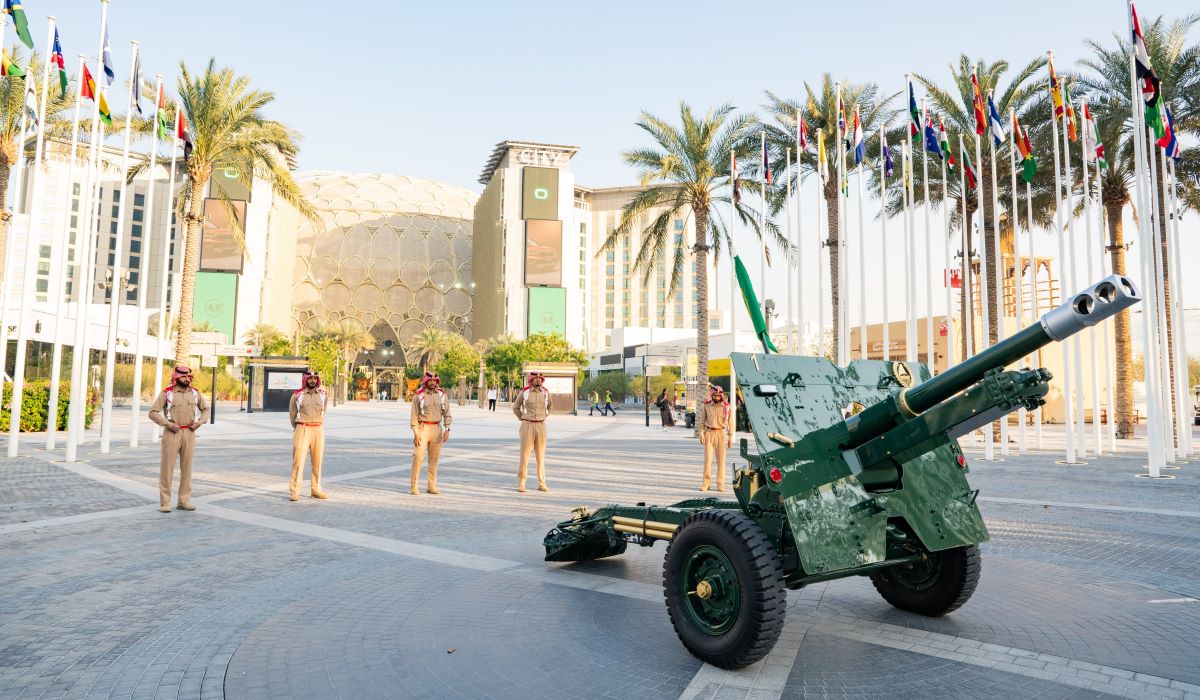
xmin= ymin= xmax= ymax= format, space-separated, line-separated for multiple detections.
xmin=843 ymin=274 xmax=1141 ymax=450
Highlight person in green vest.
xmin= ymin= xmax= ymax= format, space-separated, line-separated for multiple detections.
xmin=603 ymin=390 xmax=617 ymax=416
xmin=588 ymin=390 xmax=601 ymax=416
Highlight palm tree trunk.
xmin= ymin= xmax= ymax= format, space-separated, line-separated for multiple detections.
xmin=824 ymin=183 xmax=840 ymax=360
xmin=693 ymin=205 xmax=709 ymax=437
xmin=174 ymin=173 xmax=210 ymax=362
xmin=1105 ymin=201 xmax=1135 ymax=439
xmin=0 ymin=160 xmax=11 ymax=287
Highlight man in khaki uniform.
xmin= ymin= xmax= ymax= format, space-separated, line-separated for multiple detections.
xmin=697 ymin=385 xmax=733 ymax=492
xmin=288 ymin=371 xmax=328 ymax=501
xmin=148 ymin=366 xmax=210 ymax=512
xmin=410 ymin=372 xmax=451 ymax=495
xmin=513 ymin=371 xmax=551 ymax=493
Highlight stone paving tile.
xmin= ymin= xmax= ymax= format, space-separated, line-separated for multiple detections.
xmin=0 ymin=459 xmax=147 ymax=525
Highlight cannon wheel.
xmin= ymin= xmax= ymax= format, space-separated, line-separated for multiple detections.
xmin=869 ymin=545 xmax=981 ymax=616
xmin=663 ymin=509 xmax=786 ymax=669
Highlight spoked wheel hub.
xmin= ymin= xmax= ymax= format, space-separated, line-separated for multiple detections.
xmin=682 ymin=545 xmax=741 ymax=635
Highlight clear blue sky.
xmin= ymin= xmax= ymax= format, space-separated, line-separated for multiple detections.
xmin=46 ymin=0 xmax=1197 ymax=193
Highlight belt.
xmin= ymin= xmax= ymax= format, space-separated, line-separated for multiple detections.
xmin=522 ymin=419 xmax=545 ymax=423
xmin=419 ymin=421 xmax=441 ymax=425
xmin=707 ymin=427 xmax=726 ymax=431
xmin=301 ymin=422 xmax=322 ymax=427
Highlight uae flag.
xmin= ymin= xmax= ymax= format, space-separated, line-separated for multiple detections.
xmin=734 ymin=255 xmax=779 ymax=354
xmin=1132 ymin=3 xmax=1165 ymax=137
xmin=961 ymin=142 xmax=977 ymax=190
xmin=1013 ymin=113 xmax=1038 ymax=183
xmin=176 ymin=107 xmax=194 ymax=161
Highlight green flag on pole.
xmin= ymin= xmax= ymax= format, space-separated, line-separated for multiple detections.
xmin=734 ymin=255 xmax=779 ymax=354
xmin=3 ymin=0 xmax=34 ymax=49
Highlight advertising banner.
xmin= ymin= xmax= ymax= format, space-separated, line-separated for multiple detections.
xmin=200 ymin=198 xmax=247 ymax=273
xmin=193 ymin=271 xmax=238 ymax=343
xmin=527 ymin=286 xmax=566 ymax=336
xmin=521 ymin=166 xmax=559 ymax=220
xmin=524 ymin=220 xmax=563 ymax=286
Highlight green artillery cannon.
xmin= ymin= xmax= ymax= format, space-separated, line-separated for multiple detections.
xmin=544 ymin=274 xmax=1140 ymax=668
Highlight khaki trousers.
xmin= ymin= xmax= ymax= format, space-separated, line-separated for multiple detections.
xmin=291 ymin=425 xmax=325 ymax=497
xmin=518 ymin=420 xmax=547 ymax=488
xmin=160 ymin=428 xmax=196 ymax=508
xmin=702 ymin=429 xmax=728 ymax=491
xmin=411 ymin=423 xmax=443 ymax=491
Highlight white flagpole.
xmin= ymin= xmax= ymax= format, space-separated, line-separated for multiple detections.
xmin=1146 ymin=134 xmax=1174 ymax=462
xmin=1080 ymin=99 xmax=1103 ymax=456
xmin=973 ymin=122 xmax=994 ymax=461
xmin=1168 ymin=158 xmax=1191 ymax=458
xmin=7 ymin=17 xmax=59 ymax=456
xmin=66 ymin=0 xmax=112 ymax=462
xmin=129 ymin=74 xmax=162 ymax=447
xmin=1009 ymin=108 xmax=1027 ymax=454
xmin=795 ymin=111 xmax=805 ymax=354
xmin=759 ymin=131 xmax=769 ymax=336
xmin=1024 ymin=129 xmax=1043 ymax=450
xmin=1151 ymin=136 xmax=1178 ymax=460
xmin=920 ymin=99 xmax=933 ymax=372
xmin=904 ymin=142 xmax=916 ymax=364
xmin=835 ymin=86 xmax=848 ymax=365
xmin=1047 ymin=51 xmax=1078 ymax=465
xmin=786 ymin=146 xmax=795 ymax=353
xmin=729 ymin=150 xmax=738 ymax=437
xmin=1160 ymin=143 xmax=1187 ymax=458
xmin=153 ymin=113 xmax=179 ymax=440
xmin=959 ymin=135 xmax=973 ymax=362
xmin=855 ymin=121 xmax=867 ymax=360
xmin=1059 ymin=92 xmax=1087 ymax=459
xmin=901 ymin=140 xmax=912 ymax=362
xmin=987 ymin=91 xmax=1007 ymax=455
xmin=46 ymin=55 xmax=89 ymax=451
xmin=1097 ymin=148 xmax=1115 ymax=454
xmin=0 ymin=12 xmax=32 ymax=385
xmin=880 ymin=125 xmax=890 ymax=361
xmin=98 ymin=40 xmax=141 ymax=454
xmin=941 ymin=126 xmax=952 ymax=367
xmin=817 ymin=131 xmax=826 ymax=359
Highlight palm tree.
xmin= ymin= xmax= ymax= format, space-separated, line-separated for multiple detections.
xmin=763 ymin=76 xmax=894 ymax=356
xmin=243 ymin=322 xmax=284 ymax=348
xmin=148 ymin=59 xmax=313 ymax=363
xmin=915 ymin=56 xmax=1046 ymax=359
xmin=1076 ymin=12 xmax=1200 ymax=437
xmin=604 ymin=102 xmax=769 ymax=416
xmin=407 ymin=327 xmax=451 ymax=370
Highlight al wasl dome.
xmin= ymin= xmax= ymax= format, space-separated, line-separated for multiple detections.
xmin=289 ymin=173 xmax=478 ymax=363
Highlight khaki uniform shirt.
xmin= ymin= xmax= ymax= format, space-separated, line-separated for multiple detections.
xmin=289 ymin=388 xmax=327 ymax=428
xmin=149 ymin=386 xmax=211 ymax=428
xmin=513 ymin=386 xmax=551 ymax=421
xmin=697 ymin=401 xmax=732 ymax=437
xmin=411 ymin=388 xmax=452 ymax=428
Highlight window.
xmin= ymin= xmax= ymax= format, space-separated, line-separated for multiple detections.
xmin=605 ymin=293 xmax=614 ymax=303
xmin=110 ymin=222 xmax=118 ymax=234
xmin=605 ymin=279 xmax=614 ymax=290
xmin=579 ymin=223 xmax=586 ymax=233
xmin=132 ymin=209 xmax=143 ymax=222
xmin=130 ymin=240 xmax=141 ymax=253
xmin=70 ymin=215 xmax=77 ymax=229
xmin=111 ymin=205 xmax=119 ymax=218
xmin=112 ymin=190 xmax=120 ymax=202
xmin=126 ymin=289 xmax=137 ymax=302
xmin=710 ymin=319 xmax=720 ymax=330
xmin=606 ymin=251 xmax=614 ymax=262
xmin=622 ymin=279 xmax=629 ymax=290
xmin=674 ymin=233 xmax=683 ymax=244
xmin=131 ymin=224 xmax=142 ymax=237
xmin=606 ymin=306 xmax=614 ymax=318
xmin=134 ymin=193 xmax=145 ymax=206
xmin=107 ymin=253 xmax=115 ymax=265
xmin=128 ymin=271 xmax=139 ymax=285
xmin=639 ymin=305 xmax=648 ymax=317
xmin=36 ymin=279 xmax=48 ymax=293
xmin=605 ymin=320 xmax=614 ymax=329
xmin=72 ymin=183 xmax=80 ymax=196
xmin=622 ymin=264 xmax=629 ymax=275
xmin=37 ymin=261 xmax=50 ymax=275
xmin=606 ymin=264 xmax=614 ymax=275
xmin=657 ymin=291 xmax=665 ymax=303
xmin=129 ymin=256 xmax=140 ymax=270
xmin=108 ymin=238 xmax=117 ymax=250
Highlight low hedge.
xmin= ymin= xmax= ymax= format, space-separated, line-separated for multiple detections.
xmin=0 ymin=381 xmax=97 ymax=432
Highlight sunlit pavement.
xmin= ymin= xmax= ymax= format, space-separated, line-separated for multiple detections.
xmin=2 ymin=402 xmax=1198 ymax=699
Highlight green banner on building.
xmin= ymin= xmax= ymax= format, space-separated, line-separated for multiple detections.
xmin=527 ymin=286 xmax=566 ymax=336
xmin=193 ymin=271 xmax=239 ymax=343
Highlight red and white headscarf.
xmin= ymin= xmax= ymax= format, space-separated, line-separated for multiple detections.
xmin=415 ymin=372 xmax=445 ymax=412
xmin=520 ymin=372 xmax=550 ymax=410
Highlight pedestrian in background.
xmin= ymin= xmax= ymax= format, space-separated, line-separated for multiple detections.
xmin=589 ymin=389 xmax=601 ymax=416
xmin=697 ymin=385 xmax=732 ymax=492
xmin=288 ymin=371 xmax=328 ymax=501
xmin=603 ymin=389 xmax=617 ymax=416
xmin=655 ymin=388 xmax=675 ymax=429
xmin=487 ymin=386 xmax=497 ymax=411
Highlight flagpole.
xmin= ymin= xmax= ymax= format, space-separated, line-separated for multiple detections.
xmin=786 ymin=147 xmax=795 ymax=353
xmin=986 ymin=91 xmax=1007 ymax=456
xmin=6 ymin=17 xmax=60 ymax=456
xmin=1097 ymin=145 xmax=1115 ymax=454
xmin=759 ymin=131 xmax=768 ymax=338
xmin=1079 ymin=99 xmax=1103 ymax=456
xmin=1160 ymin=141 xmax=1187 ymax=458
xmin=728 ymin=149 xmax=738 ymax=440
xmin=66 ymin=0 xmax=112 ymax=462
xmin=1024 ymin=128 xmax=1043 ymax=451
xmin=0 ymin=11 xmax=32 ymax=388
xmin=879 ymin=125 xmax=890 ymax=361
xmin=940 ymin=130 xmax=952 ymax=367
xmin=1150 ymin=133 xmax=1177 ymax=460
xmin=920 ymin=98 xmax=934 ymax=373
xmin=129 ymin=73 xmax=163 ymax=447
xmin=98 ymin=40 xmax=141 ymax=454
xmin=835 ymin=85 xmax=847 ymax=366
xmin=153 ymin=110 xmax=180 ymax=442
xmin=167 ymin=106 xmax=187 ymax=342
xmin=855 ymin=133 xmax=867 ymax=359
xmin=817 ymin=131 xmax=826 ymax=360
xmin=1058 ymin=88 xmax=1089 ymax=460
xmin=1009 ymin=108 xmax=1027 ymax=454
xmin=45 ymin=55 xmax=89 ymax=451
xmin=973 ymin=123 xmax=994 ymax=462
xmin=795 ymin=111 xmax=805 ymax=354
xmin=903 ymin=142 xmax=916 ymax=364
xmin=1167 ymin=158 xmax=1190 ymax=458
xmin=959 ymin=135 xmax=972 ymax=364
xmin=1046 ymin=51 xmax=1080 ymax=465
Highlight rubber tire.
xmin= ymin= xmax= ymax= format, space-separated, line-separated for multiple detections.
xmin=663 ymin=509 xmax=786 ymax=669
xmin=869 ymin=545 xmax=981 ymax=616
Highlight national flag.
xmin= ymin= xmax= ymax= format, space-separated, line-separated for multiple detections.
xmin=156 ymin=83 xmax=171 ymax=140
xmin=908 ymin=82 xmax=921 ymax=141
xmin=101 ymin=24 xmax=114 ymax=85
xmin=51 ymin=29 xmax=67 ymax=97
xmin=971 ymin=73 xmax=986 ymax=136
xmin=81 ymin=63 xmax=112 ymax=125
xmin=1064 ymin=83 xmax=1077 ymax=142
xmin=761 ymin=133 xmax=771 ymax=185
xmin=3 ymin=0 xmax=33 ymax=49
xmin=734 ymin=255 xmax=780 ymax=354
xmin=837 ymin=95 xmax=846 ymax=139
xmin=132 ymin=52 xmax=144 ymax=117
xmin=1132 ymin=3 xmax=1164 ymax=136
xmin=987 ymin=94 xmax=1005 ymax=148
xmin=1013 ymin=114 xmax=1038 ymax=183
xmin=882 ymin=130 xmax=893 ymax=178
xmin=1048 ymin=55 xmax=1065 ymax=119
xmin=817 ymin=131 xmax=828 ymax=184
xmin=1 ymin=48 xmax=24 ymax=77
xmin=1156 ymin=102 xmax=1175 ymax=149
xmin=732 ymin=152 xmax=741 ymax=204
xmin=23 ymin=78 xmax=37 ymax=127
xmin=939 ymin=116 xmax=956 ymax=174
xmin=961 ymin=142 xmax=977 ymax=190
xmin=1160 ymin=106 xmax=1180 ymax=162
xmin=797 ymin=113 xmax=808 ymax=152
xmin=176 ymin=107 xmax=194 ymax=161
xmin=924 ymin=107 xmax=942 ymax=158
xmin=851 ymin=107 xmax=865 ymax=165
xmin=1082 ymin=103 xmax=1107 ymax=170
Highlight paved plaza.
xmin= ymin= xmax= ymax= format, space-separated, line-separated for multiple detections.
xmin=1 ymin=401 xmax=1199 ymax=699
